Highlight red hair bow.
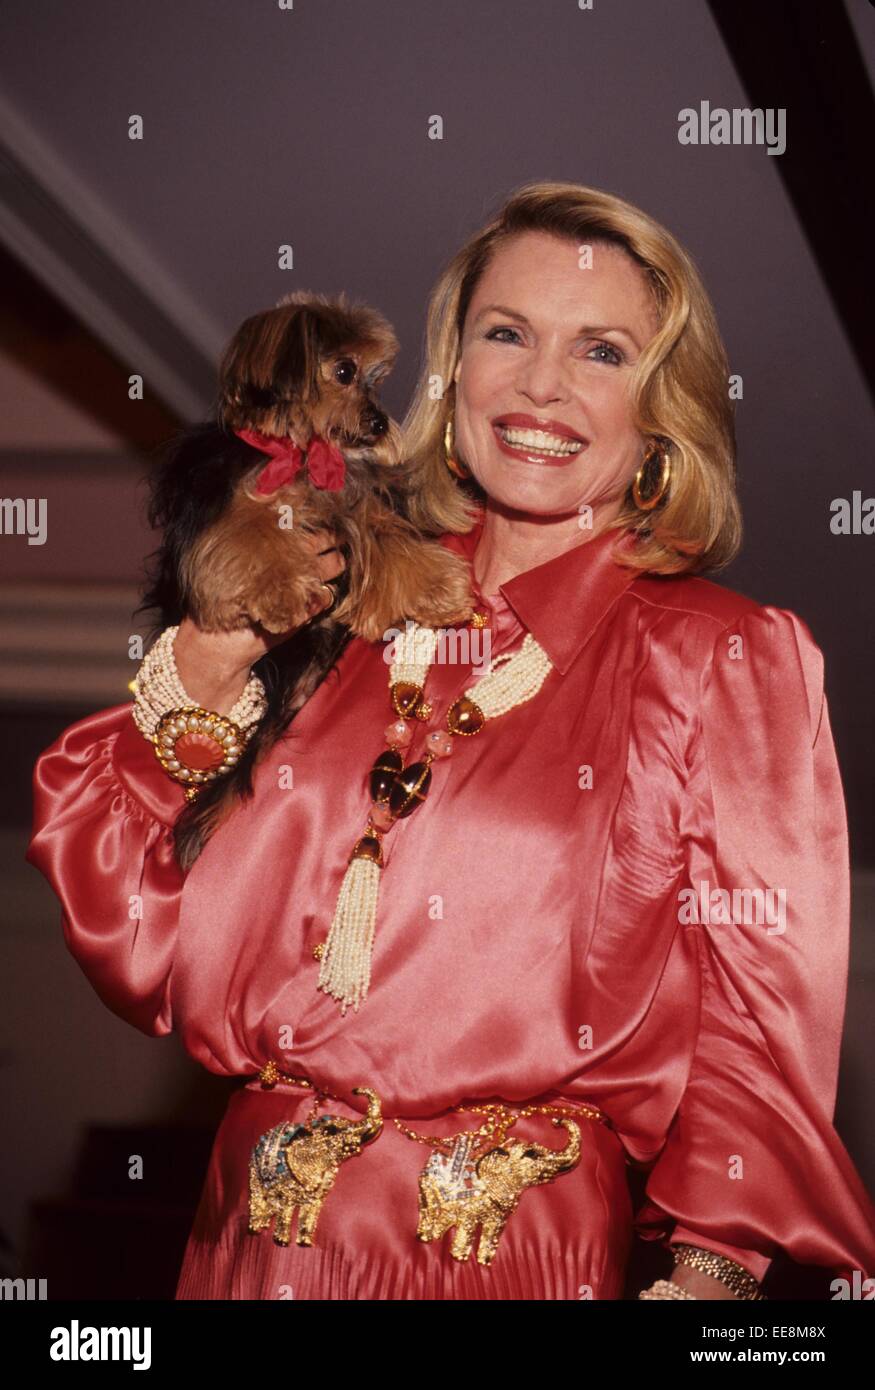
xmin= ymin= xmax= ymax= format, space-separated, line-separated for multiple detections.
xmin=234 ymin=429 xmax=346 ymax=493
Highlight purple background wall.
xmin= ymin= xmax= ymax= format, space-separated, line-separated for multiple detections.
xmin=0 ymin=0 xmax=872 ymax=1297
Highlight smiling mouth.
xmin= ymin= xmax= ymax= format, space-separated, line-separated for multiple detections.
xmin=493 ymin=424 xmax=586 ymax=458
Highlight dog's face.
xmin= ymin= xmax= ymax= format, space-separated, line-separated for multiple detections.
xmin=218 ymin=290 xmax=401 ymax=467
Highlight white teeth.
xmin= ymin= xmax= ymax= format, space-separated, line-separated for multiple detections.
xmin=497 ymin=426 xmax=583 ymax=455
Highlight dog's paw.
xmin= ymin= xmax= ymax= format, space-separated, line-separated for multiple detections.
xmin=247 ymin=573 xmax=323 ymax=634
xmin=342 ymin=542 xmax=475 ymax=642
xmin=183 ymin=494 xmax=332 ymax=635
xmin=400 ymin=548 xmax=475 ymax=628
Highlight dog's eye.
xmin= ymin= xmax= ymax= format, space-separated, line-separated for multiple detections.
xmin=334 ymin=358 xmax=357 ymax=386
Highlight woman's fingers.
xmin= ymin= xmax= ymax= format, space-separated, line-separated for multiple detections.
xmin=308 ymin=531 xmax=346 ymax=569
xmin=296 ymin=528 xmax=344 ymax=617
xmin=305 ymin=531 xmax=347 ymax=614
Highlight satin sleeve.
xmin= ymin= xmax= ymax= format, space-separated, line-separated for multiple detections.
xmin=634 ymin=606 xmax=875 ymax=1285
xmin=25 ymin=703 xmax=187 ymax=1036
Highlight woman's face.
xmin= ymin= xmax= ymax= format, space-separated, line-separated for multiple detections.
xmin=453 ymin=230 xmax=660 ymax=524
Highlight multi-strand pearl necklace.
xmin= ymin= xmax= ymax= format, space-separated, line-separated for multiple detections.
xmin=317 ymin=615 xmax=554 ymax=1014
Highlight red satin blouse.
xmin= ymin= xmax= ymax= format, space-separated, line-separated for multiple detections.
xmin=25 ymin=506 xmax=875 ymax=1295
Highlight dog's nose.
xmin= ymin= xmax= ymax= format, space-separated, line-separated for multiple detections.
xmin=363 ymin=408 xmax=388 ymax=438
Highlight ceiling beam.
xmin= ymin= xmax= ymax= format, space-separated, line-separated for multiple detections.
xmin=707 ymin=0 xmax=874 ymax=392
xmin=0 ymin=94 xmax=221 ymax=421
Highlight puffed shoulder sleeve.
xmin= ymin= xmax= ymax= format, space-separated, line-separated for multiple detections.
xmin=25 ymin=702 xmax=187 ymax=1036
xmin=635 ymin=606 xmax=875 ymax=1286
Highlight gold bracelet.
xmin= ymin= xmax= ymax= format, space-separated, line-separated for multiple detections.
xmin=639 ymin=1278 xmax=696 ymax=1300
xmin=671 ymin=1242 xmax=765 ymax=1300
xmin=153 ymin=706 xmax=248 ymax=802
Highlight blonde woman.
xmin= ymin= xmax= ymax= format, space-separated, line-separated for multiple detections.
xmin=27 ymin=182 xmax=875 ymax=1300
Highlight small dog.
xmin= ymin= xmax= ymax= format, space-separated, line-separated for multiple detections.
xmin=181 ymin=289 xmax=472 ymax=640
xmin=140 ymin=290 xmax=474 ymax=869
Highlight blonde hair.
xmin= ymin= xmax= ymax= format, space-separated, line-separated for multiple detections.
xmin=398 ymin=180 xmax=741 ymax=574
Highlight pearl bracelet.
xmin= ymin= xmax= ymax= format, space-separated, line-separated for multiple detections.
xmin=131 ymin=625 xmax=268 ymax=800
xmin=131 ymin=625 xmax=268 ymax=741
xmin=639 ymin=1278 xmax=697 ymax=1300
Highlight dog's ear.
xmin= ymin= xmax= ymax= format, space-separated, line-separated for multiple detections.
xmin=232 ymin=381 xmax=279 ymax=415
xmin=270 ymin=303 xmax=325 ymax=407
xmin=218 ymin=311 xmax=275 ymax=428
xmin=217 ymin=303 xmax=324 ymax=429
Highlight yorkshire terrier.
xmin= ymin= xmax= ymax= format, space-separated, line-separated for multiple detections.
xmin=182 ymin=289 xmax=472 ymax=638
xmin=139 ymin=290 xmax=474 ymax=869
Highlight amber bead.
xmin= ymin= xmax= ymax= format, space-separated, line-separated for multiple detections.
xmin=447 ymin=696 xmax=485 ymax=736
xmin=391 ymin=681 xmax=423 ymax=718
xmin=369 ymin=748 xmax=403 ymax=801
xmin=351 ymin=830 xmax=384 ymax=866
xmin=388 ymin=761 xmax=432 ymax=818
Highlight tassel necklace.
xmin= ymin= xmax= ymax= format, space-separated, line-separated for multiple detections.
xmin=317 ymin=613 xmax=554 ymax=1014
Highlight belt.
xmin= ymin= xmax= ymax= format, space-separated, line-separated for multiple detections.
xmin=247 ymin=1062 xmax=614 ymax=1267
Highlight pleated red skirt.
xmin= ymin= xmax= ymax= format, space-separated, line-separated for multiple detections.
xmin=175 ymin=1078 xmax=633 ymax=1300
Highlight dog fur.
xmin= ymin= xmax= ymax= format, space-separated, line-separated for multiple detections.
xmin=138 ymin=290 xmax=473 ymax=869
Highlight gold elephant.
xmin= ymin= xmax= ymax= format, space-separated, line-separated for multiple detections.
xmin=416 ymin=1117 xmax=581 ymax=1265
xmin=248 ymin=1087 xmax=382 ymax=1246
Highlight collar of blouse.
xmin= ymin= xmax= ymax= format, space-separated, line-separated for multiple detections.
xmin=437 ymin=506 xmax=641 ymax=675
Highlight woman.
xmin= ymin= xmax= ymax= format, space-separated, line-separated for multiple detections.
xmin=26 ymin=182 xmax=875 ymax=1301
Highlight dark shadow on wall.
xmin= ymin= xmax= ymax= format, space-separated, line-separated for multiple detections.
xmin=707 ymin=0 xmax=874 ymax=391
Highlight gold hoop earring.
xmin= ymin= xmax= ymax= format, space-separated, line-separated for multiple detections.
xmin=632 ymin=445 xmax=671 ymax=511
xmin=444 ymin=415 xmax=471 ymax=479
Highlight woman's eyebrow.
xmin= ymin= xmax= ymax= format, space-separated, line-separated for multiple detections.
xmin=474 ymin=304 xmax=641 ymax=349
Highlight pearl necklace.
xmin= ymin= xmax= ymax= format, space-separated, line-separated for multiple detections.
xmin=317 ymin=614 xmax=554 ymax=1014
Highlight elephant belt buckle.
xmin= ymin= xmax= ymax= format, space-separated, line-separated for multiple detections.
xmin=415 ymin=1118 xmax=582 ymax=1266
xmin=248 ymin=1086 xmax=382 ymax=1247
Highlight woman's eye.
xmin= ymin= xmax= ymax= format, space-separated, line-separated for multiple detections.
xmin=587 ymin=341 xmax=624 ymax=366
xmin=485 ymin=326 xmax=522 ymax=344
xmin=485 ymin=328 xmax=623 ymax=366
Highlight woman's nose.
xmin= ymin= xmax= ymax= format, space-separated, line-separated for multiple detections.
xmin=514 ymin=345 xmax=571 ymax=404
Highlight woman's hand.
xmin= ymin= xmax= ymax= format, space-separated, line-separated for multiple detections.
xmin=173 ymin=528 xmax=346 ymax=715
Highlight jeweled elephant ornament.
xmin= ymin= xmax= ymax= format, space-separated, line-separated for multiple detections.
xmin=416 ymin=1117 xmax=581 ymax=1266
xmin=248 ymin=1086 xmax=382 ymax=1246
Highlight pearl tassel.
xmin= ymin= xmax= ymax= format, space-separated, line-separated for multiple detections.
xmin=318 ymin=856 xmax=381 ymax=1015
xmin=317 ymin=620 xmax=554 ymax=1015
